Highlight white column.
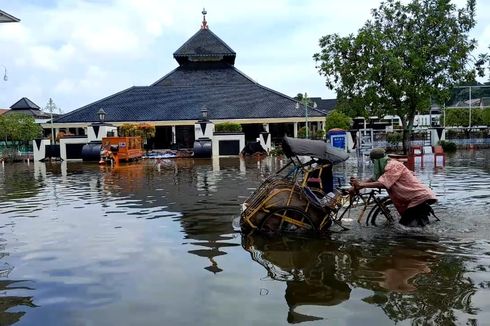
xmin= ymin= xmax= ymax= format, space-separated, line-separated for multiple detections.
xmin=172 ymin=126 xmax=176 ymax=144
xmin=293 ymin=122 xmax=298 ymax=138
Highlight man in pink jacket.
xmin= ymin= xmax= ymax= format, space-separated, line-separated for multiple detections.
xmin=350 ymin=148 xmax=437 ymax=227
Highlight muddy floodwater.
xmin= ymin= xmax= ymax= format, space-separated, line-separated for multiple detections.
xmin=0 ymin=150 xmax=489 ymax=325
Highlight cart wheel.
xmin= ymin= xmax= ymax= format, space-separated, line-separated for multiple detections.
xmin=258 ymin=207 xmax=317 ymax=234
xmin=368 ymin=197 xmax=399 ymax=226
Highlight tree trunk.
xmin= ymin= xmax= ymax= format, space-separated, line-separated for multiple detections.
xmin=401 ymin=120 xmax=408 ymax=155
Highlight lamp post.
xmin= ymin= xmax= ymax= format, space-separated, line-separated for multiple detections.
xmin=44 ymin=98 xmax=58 ymax=145
xmin=1 ymin=65 xmax=7 ymax=81
xmin=97 ymin=108 xmax=106 ymax=122
xmin=295 ymin=92 xmax=317 ymax=139
xmin=200 ymin=106 xmax=208 ymax=121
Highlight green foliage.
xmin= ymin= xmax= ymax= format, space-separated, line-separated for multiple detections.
xmin=438 ymin=140 xmax=457 ymax=152
xmin=214 ymin=122 xmax=242 ymax=133
xmin=386 ymin=132 xmax=403 ymax=146
xmin=0 ymin=113 xmax=42 ymax=147
xmin=269 ymin=146 xmax=284 ymax=157
xmin=483 ymin=108 xmax=490 ymax=126
xmin=297 ymin=127 xmax=308 ymax=138
xmin=314 ymin=129 xmax=325 ymax=139
xmin=325 ymin=110 xmax=352 ymax=131
xmin=444 ymin=108 xmax=485 ymax=127
xmin=297 ymin=127 xmax=326 ymax=139
xmin=118 ymin=123 xmax=156 ymax=140
xmin=314 ymin=0 xmax=486 ymax=153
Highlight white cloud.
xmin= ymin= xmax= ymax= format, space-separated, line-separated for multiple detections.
xmin=0 ymin=0 xmax=489 ymax=111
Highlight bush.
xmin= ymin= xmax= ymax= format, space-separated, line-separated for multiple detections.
xmin=313 ymin=129 xmax=325 ymax=140
xmin=438 ymin=140 xmax=457 ymax=153
xmin=386 ymin=132 xmax=403 ymax=146
xmin=269 ymin=146 xmax=284 ymax=156
xmin=325 ymin=110 xmax=352 ymax=131
xmin=215 ymin=122 xmax=242 ymax=133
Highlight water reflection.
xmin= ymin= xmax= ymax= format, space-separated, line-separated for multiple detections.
xmin=0 ymin=151 xmax=489 ymax=325
xmin=0 ymin=233 xmax=37 ymax=326
xmin=0 ymin=280 xmax=36 ymax=326
xmin=242 ymin=234 xmax=478 ymax=324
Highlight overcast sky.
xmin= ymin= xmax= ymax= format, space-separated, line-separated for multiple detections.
xmin=1 ymin=0 xmax=489 ymax=113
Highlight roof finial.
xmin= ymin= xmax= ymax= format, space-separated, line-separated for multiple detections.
xmin=201 ymin=8 xmax=208 ymax=29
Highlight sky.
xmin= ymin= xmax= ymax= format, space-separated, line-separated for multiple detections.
xmin=1 ymin=0 xmax=490 ymax=113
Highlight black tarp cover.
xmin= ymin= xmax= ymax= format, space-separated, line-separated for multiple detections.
xmin=282 ymin=136 xmax=349 ymax=164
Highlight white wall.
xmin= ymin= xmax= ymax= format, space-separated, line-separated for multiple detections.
xmin=212 ymin=133 xmax=245 ymax=157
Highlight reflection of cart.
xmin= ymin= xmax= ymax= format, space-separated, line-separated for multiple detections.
xmin=242 ymin=234 xmax=351 ymax=323
xmin=240 ymin=136 xmax=350 ymax=235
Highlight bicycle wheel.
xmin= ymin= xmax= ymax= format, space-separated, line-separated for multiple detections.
xmin=368 ymin=197 xmax=399 ymax=226
xmin=258 ymin=206 xmax=317 ymax=234
xmin=365 ymin=195 xmax=390 ymax=225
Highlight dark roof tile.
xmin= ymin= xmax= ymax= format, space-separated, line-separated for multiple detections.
xmin=173 ymin=28 xmax=236 ymax=65
xmin=10 ymin=97 xmax=41 ymax=110
xmin=56 ymin=66 xmax=325 ymax=123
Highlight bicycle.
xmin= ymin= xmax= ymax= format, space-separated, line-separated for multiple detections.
xmin=332 ymin=188 xmax=398 ymax=227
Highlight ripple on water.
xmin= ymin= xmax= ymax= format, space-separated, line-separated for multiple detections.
xmin=0 ymin=152 xmax=489 ymax=325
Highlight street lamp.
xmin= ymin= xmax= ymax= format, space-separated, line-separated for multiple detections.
xmin=1 ymin=65 xmax=7 ymax=81
xmin=295 ymin=92 xmax=317 ymax=139
xmin=200 ymin=106 xmax=208 ymax=120
xmin=97 ymin=108 xmax=106 ymax=122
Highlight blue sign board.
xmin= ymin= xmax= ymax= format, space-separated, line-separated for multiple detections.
xmin=328 ymin=130 xmax=347 ymax=151
xmin=331 ymin=135 xmax=346 ymax=150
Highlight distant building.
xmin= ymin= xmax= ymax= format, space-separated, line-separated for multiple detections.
xmin=5 ymin=97 xmax=66 ymax=140
xmin=53 ymin=11 xmax=327 ymax=148
xmin=309 ymin=97 xmax=336 ymax=114
xmin=5 ymin=97 xmax=51 ymax=123
xmin=0 ymin=9 xmax=20 ymax=23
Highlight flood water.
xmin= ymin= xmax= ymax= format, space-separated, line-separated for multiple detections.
xmin=0 ymin=150 xmax=489 ymax=325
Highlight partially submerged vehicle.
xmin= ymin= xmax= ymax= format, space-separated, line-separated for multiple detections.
xmin=240 ymin=136 xmax=350 ymax=235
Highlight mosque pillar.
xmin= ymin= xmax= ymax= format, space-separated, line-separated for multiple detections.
xmin=172 ymin=126 xmax=176 ymax=144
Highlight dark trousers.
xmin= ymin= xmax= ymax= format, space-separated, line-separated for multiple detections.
xmin=399 ymin=201 xmax=434 ymax=227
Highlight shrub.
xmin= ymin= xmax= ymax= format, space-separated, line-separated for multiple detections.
xmin=269 ymin=146 xmax=284 ymax=156
xmin=214 ymin=122 xmax=242 ymax=133
xmin=438 ymin=140 xmax=457 ymax=153
xmin=386 ymin=132 xmax=403 ymax=146
xmin=313 ymin=129 xmax=325 ymax=140
xmin=297 ymin=127 xmax=308 ymax=138
xmin=325 ymin=110 xmax=352 ymax=131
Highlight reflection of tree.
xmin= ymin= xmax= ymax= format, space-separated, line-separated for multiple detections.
xmin=0 ymin=165 xmax=41 ymax=200
xmin=242 ymin=234 xmax=478 ymax=325
xmin=378 ymin=256 xmax=477 ymax=325
xmin=0 ymin=280 xmax=37 ymax=326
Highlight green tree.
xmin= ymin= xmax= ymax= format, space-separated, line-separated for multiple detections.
xmin=325 ymin=110 xmax=352 ymax=131
xmin=444 ymin=108 xmax=484 ymax=127
xmin=0 ymin=113 xmax=42 ymax=147
xmin=314 ymin=0 xmax=487 ymax=153
xmin=482 ymin=108 xmax=490 ymax=126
